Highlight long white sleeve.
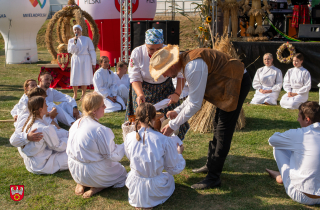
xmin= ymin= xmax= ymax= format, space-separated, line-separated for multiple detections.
xmin=42 ymin=125 xmax=67 ymax=152
xmin=93 ymin=71 xmax=112 ymax=98
xmin=283 ymin=70 xmax=292 ymax=93
xmin=271 ymin=68 xmax=283 ymax=92
xmin=269 ymin=129 xmax=298 ymax=151
xmin=169 ymin=59 xmax=208 ymax=131
xmin=68 ymin=38 xmax=80 ymax=54
xmin=10 ymin=112 xmax=30 ymax=147
xmin=10 ymin=94 xmax=28 ymax=117
xmin=252 ymin=68 xmax=263 ymax=90
xmin=297 ymin=70 xmax=311 ymax=94
xmin=88 ymin=38 xmax=96 ymax=65
xmin=128 ymin=48 xmax=143 ymax=83
xmin=96 ymin=127 xmax=125 ymax=162
xmin=163 ymin=137 xmax=185 ymax=175
xmin=51 ymin=89 xmax=77 ymax=108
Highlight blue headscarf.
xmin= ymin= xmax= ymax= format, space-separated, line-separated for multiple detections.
xmin=145 ymin=28 xmax=164 ymax=44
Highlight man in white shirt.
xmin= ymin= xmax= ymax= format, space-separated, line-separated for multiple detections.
xmin=115 ymin=61 xmax=130 ymax=103
xmin=266 ymin=101 xmax=320 ymax=205
xmin=39 ymin=72 xmax=80 ymax=126
xmin=149 ymin=45 xmax=251 ymax=189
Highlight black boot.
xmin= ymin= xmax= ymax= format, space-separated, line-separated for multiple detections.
xmin=191 ymin=157 xmax=226 ymax=190
xmin=191 ymin=172 xmax=221 ymax=189
xmin=192 ymin=165 xmax=208 ymax=173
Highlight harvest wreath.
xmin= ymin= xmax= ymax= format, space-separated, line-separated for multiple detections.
xmin=276 ymin=42 xmax=296 ymax=64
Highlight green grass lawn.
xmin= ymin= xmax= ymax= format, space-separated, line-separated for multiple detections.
xmin=1 ymin=51 xmax=320 ymax=209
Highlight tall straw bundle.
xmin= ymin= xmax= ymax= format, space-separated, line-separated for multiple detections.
xmin=188 ymin=34 xmax=246 ymax=133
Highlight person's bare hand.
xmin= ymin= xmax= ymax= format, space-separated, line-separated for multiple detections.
xmin=291 ymin=93 xmax=298 ymax=97
xmin=73 ymin=108 xmax=80 ymax=119
xmin=168 ymin=93 xmax=179 ymax=105
xmin=27 ymin=128 xmax=43 ymax=142
xmin=113 ymin=96 xmax=117 ymax=102
xmin=166 ymin=111 xmax=178 ymax=119
xmin=107 ymin=96 xmax=116 ymax=102
xmin=259 ymin=89 xmax=265 ymax=94
xmin=13 ymin=115 xmax=18 ymax=122
xmin=177 ymin=143 xmax=184 ymax=154
xmin=265 ymin=90 xmax=272 ymax=93
xmin=288 ymin=92 xmax=293 ymax=97
xmin=136 ymin=94 xmax=145 ymax=105
xmin=48 ymin=107 xmax=58 ymax=119
xmin=161 ymin=124 xmax=174 ymax=136
xmin=51 ymin=120 xmax=61 ymax=129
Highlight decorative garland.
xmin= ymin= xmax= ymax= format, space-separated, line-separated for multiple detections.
xmin=276 ymin=42 xmax=296 ymax=64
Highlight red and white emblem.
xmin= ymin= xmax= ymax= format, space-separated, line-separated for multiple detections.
xmin=115 ymin=0 xmax=139 ymax=14
xmin=57 ymin=53 xmax=70 ymax=71
xmin=10 ymin=185 xmax=24 ymax=201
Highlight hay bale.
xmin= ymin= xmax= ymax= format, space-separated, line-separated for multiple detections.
xmin=188 ymin=100 xmax=245 ymax=133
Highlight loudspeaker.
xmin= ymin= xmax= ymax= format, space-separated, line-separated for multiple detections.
xmin=130 ymin=20 xmax=180 ymax=51
xmin=298 ymin=24 xmax=320 ymax=38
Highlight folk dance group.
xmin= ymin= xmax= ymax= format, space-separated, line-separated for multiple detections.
xmin=8 ymin=26 xmax=320 ymax=208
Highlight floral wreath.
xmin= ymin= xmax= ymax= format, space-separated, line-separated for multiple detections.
xmin=276 ymin=42 xmax=296 ymax=64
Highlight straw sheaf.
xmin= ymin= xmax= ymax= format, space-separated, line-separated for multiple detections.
xmin=149 ymin=45 xmax=180 ymax=82
xmin=248 ymin=8 xmax=265 ymax=16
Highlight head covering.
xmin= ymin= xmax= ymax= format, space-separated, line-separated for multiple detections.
xmin=73 ymin=24 xmax=82 ymax=31
xmin=145 ymin=28 xmax=164 ymax=45
xmin=149 ymin=44 xmax=179 ymax=81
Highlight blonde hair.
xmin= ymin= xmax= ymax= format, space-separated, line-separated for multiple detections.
xmin=263 ymin=53 xmax=273 ymax=60
xmin=135 ymin=103 xmax=156 ymax=141
xmin=99 ymin=56 xmax=109 ymax=67
xmin=22 ymin=96 xmax=45 ymax=133
xmin=23 ymin=79 xmax=36 ymax=94
xmin=81 ymin=92 xmax=104 ymax=119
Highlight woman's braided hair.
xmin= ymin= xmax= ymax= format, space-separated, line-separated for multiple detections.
xmin=22 ymin=96 xmax=45 ymax=133
xmin=135 ymin=102 xmax=156 ymax=141
xmin=81 ymin=92 xmax=104 ymax=120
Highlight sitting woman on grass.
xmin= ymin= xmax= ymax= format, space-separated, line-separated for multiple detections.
xmin=20 ymin=96 xmax=68 ymax=174
xmin=124 ymin=102 xmax=185 ymax=209
xmin=67 ymin=92 xmax=127 ymax=199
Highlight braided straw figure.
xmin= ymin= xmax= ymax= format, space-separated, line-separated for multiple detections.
xmin=217 ymin=0 xmax=244 ymax=38
xmin=243 ymin=0 xmax=271 ymax=37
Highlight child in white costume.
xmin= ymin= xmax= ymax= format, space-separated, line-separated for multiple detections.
xmin=93 ymin=56 xmax=126 ymax=113
xmin=266 ymin=101 xmax=320 ymax=205
xmin=114 ymin=61 xmax=130 ymax=103
xmin=125 ymin=103 xmax=185 ymax=209
xmin=251 ymin=53 xmax=283 ymax=105
xmin=67 ymin=92 xmax=127 ymax=199
xmin=19 ymin=96 xmax=68 ymax=174
xmin=11 ymin=79 xmax=37 ymax=126
xmin=280 ymin=53 xmax=311 ymax=109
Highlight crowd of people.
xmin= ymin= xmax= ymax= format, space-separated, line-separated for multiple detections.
xmin=8 ymin=26 xmax=320 ymax=208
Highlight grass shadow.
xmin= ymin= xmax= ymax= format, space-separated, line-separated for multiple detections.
xmin=0 ymin=84 xmax=24 ymax=92
xmin=0 ymin=136 xmax=12 ymax=147
xmin=244 ymin=117 xmax=299 ymax=132
xmin=0 ymin=95 xmax=19 ymax=101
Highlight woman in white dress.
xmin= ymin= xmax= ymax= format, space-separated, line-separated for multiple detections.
xmin=125 ymin=103 xmax=185 ymax=209
xmin=67 ymin=92 xmax=127 ymax=199
xmin=280 ymin=53 xmax=311 ymax=109
xmin=68 ymin=24 xmax=96 ymax=100
xmin=20 ymin=96 xmax=68 ymax=174
xmin=251 ymin=53 xmax=283 ymax=105
xmin=93 ymin=56 xmax=126 ymax=113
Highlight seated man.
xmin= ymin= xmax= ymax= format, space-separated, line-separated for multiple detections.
xmin=266 ymin=101 xmax=320 ymax=205
xmin=39 ymin=72 xmax=80 ymax=126
xmin=114 ymin=61 xmax=130 ymax=104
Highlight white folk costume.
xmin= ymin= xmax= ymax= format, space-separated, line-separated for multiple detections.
xmin=172 ymin=77 xmax=189 ymax=99
xmin=68 ymin=30 xmax=96 ymax=86
xmin=269 ymin=123 xmax=320 ymax=205
xmin=114 ymin=73 xmax=130 ymax=103
xmin=18 ymin=118 xmax=68 ymax=174
xmin=67 ymin=117 xmax=127 ymax=188
xmin=280 ymin=67 xmax=311 ymax=109
xmin=250 ymin=65 xmax=283 ymax=105
xmin=124 ymin=128 xmax=186 ymax=208
xmin=93 ymin=68 xmax=126 ymax=113
xmin=45 ymin=88 xmax=78 ymax=126
xmin=11 ymin=94 xmax=28 ymax=118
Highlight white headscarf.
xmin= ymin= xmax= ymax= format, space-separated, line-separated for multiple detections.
xmin=73 ymin=24 xmax=82 ymax=31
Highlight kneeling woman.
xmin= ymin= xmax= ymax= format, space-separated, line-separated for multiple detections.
xmin=21 ymin=96 xmax=68 ymax=174
xmin=125 ymin=103 xmax=185 ymax=209
xmin=67 ymin=92 xmax=127 ymax=198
